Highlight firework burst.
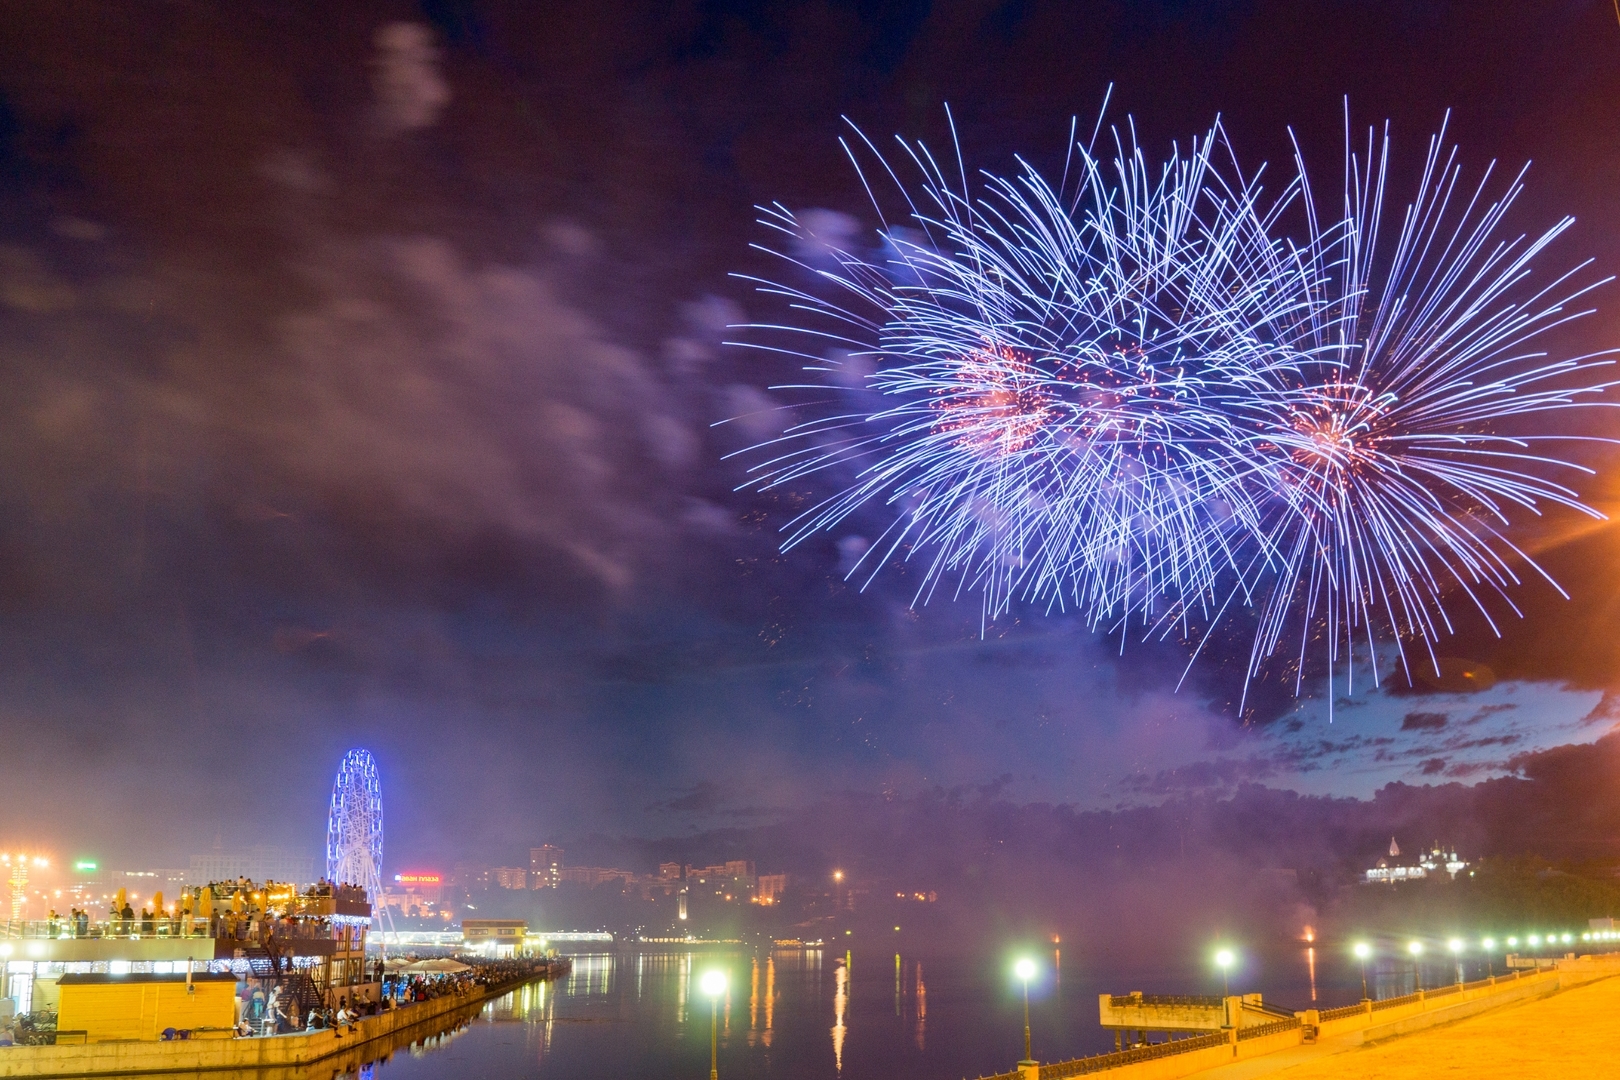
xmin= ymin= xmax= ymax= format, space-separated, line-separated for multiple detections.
xmin=731 ymin=108 xmax=1617 ymax=710
xmin=1227 ymin=113 xmax=1619 ymax=707
xmin=732 ymin=111 xmax=1321 ymax=628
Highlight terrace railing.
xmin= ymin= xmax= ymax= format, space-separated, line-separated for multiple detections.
xmin=1038 ymin=1032 xmax=1228 ymax=1078
xmin=1 ymin=919 xmax=211 ymax=940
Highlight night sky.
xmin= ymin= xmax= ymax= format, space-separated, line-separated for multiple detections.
xmin=3 ymin=1 xmax=1620 ymax=870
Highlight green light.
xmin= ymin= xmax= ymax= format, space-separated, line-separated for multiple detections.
xmin=74 ymin=861 xmax=97 ymax=872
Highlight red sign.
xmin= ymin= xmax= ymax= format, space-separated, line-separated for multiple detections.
xmin=394 ymin=873 xmax=441 ymax=884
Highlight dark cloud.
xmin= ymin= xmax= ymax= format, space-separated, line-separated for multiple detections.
xmin=655 ymin=782 xmax=726 ymax=814
xmin=1401 ymin=711 xmax=1450 ymax=731
xmin=0 ymin=0 xmax=1617 ymax=865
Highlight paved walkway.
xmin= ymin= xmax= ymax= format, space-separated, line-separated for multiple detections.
xmin=1196 ymin=972 xmax=1620 ymax=1079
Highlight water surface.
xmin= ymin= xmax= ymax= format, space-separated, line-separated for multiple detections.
xmin=361 ymin=943 xmax=1415 ymax=1080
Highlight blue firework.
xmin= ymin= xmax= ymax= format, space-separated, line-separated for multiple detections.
xmin=732 ymin=108 xmax=1616 ymax=708
xmin=1230 ymin=113 xmax=1618 ymax=706
xmin=732 ymin=112 xmax=1321 ymax=629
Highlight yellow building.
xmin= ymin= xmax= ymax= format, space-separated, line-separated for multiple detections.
xmin=462 ymin=919 xmax=526 ymax=957
xmin=57 ymin=973 xmax=237 ymax=1042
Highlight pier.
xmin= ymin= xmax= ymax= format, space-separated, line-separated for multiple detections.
xmin=0 ymin=961 xmax=563 ymax=1078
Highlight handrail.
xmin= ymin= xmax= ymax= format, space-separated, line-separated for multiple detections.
xmin=1237 ymin=1016 xmax=1300 ymax=1041
xmin=1318 ymin=1001 xmax=1368 ymax=1023
xmin=1105 ymin=993 xmax=1223 ymax=1009
xmin=0 ymin=919 xmax=212 ymax=940
xmin=1371 ymin=991 xmax=1421 ymax=1012
xmin=1038 ymin=1032 xmax=1227 ymax=1078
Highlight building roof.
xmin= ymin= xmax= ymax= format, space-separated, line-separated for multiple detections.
xmin=57 ymin=973 xmax=237 ymax=985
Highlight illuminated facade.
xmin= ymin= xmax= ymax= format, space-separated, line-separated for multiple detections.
xmin=1364 ymin=837 xmax=1469 ymax=884
xmin=0 ymin=879 xmax=377 ymax=1015
xmin=530 ymin=846 xmax=564 ymax=889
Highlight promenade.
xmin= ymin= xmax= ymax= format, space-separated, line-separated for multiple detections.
xmin=1203 ymin=962 xmax=1620 ymax=1078
xmin=986 ymin=953 xmax=1620 ymax=1080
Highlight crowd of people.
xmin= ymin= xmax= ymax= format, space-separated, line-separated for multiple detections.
xmin=232 ymin=956 xmax=565 ymax=1038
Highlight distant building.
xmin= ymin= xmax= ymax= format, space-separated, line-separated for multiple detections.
xmin=491 ymin=866 xmax=529 ymax=890
xmin=558 ymin=866 xmax=635 ymax=888
xmin=658 ymin=862 xmax=684 ymax=882
xmin=387 ymin=874 xmax=440 ymax=906
xmin=530 ymin=846 xmax=564 ymax=889
xmin=690 ymin=861 xmax=755 ymax=885
xmin=755 ymin=873 xmax=789 ymax=904
xmin=1364 ymin=838 xmax=1468 ymax=884
xmin=104 ymin=868 xmax=190 ymax=899
xmin=187 ymin=846 xmax=314 ymax=885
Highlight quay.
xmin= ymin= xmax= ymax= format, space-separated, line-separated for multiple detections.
xmin=0 ymin=963 xmax=563 ymax=1078
xmin=975 ymin=951 xmax=1620 ymax=1080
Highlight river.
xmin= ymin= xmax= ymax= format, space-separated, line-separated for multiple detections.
xmin=350 ymin=942 xmax=1450 ymax=1080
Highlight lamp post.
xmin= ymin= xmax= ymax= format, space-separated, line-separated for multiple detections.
xmin=700 ymin=970 xmax=727 ymax=1080
xmin=1014 ymin=958 xmax=1036 ymax=1063
xmin=1447 ymin=939 xmax=1464 ymax=985
xmin=1214 ymin=949 xmax=1235 ymax=999
xmin=1407 ymin=941 xmax=1424 ymax=992
xmin=1482 ymin=938 xmax=1496 ymax=978
xmin=1352 ymin=942 xmax=1371 ymax=1002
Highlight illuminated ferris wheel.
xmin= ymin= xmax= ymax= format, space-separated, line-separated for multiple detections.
xmin=325 ymin=748 xmax=384 ymax=898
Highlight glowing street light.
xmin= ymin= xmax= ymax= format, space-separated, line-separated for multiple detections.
xmin=1214 ymin=948 xmax=1236 ymax=999
xmin=700 ymin=970 xmax=727 ymax=1080
xmin=1014 ymin=958 xmax=1037 ymax=1063
xmin=1448 ymin=938 xmax=1464 ymax=984
xmin=1352 ymin=942 xmax=1372 ymax=1001
xmin=1482 ymin=938 xmax=1497 ymax=978
xmin=1408 ymin=941 xmax=1424 ymax=992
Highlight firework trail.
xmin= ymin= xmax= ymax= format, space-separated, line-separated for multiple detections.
xmin=731 ymin=108 xmax=1616 ymax=709
xmin=1224 ymin=112 xmax=1618 ymax=708
xmin=731 ymin=111 xmax=1322 ymax=630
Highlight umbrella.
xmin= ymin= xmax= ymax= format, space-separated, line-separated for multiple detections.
xmin=403 ymin=958 xmax=471 ymax=974
xmin=384 ymin=957 xmax=414 ymax=970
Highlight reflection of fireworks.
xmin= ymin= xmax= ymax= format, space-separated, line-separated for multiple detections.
xmin=735 ymin=110 xmax=1615 ymax=706
xmin=734 ymin=112 xmax=1313 ymax=625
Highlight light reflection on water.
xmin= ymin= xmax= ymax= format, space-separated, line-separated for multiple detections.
xmin=70 ymin=943 xmax=1533 ymax=1080
xmin=360 ymin=944 xmax=1371 ymax=1080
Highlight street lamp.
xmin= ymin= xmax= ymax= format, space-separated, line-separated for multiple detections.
xmin=1214 ymin=949 xmax=1236 ymax=999
xmin=1447 ymin=939 xmax=1464 ymax=985
xmin=1407 ymin=941 xmax=1424 ymax=992
xmin=1482 ymin=938 xmax=1497 ymax=978
xmin=1352 ymin=942 xmax=1371 ymax=1001
xmin=700 ymin=970 xmax=727 ymax=1080
xmin=1014 ymin=958 xmax=1037 ymax=1063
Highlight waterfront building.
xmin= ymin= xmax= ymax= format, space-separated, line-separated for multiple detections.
xmin=57 ymin=972 xmax=238 ymax=1041
xmin=462 ymin=919 xmax=527 ymax=958
xmin=529 ymin=847 xmax=563 ymax=889
xmin=0 ymin=879 xmax=377 ymax=1018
